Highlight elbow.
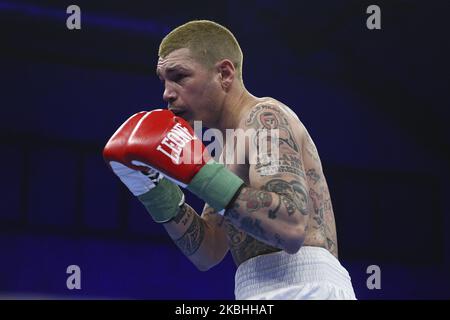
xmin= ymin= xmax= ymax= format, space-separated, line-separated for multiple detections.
xmin=284 ymin=239 xmax=304 ymax=255
xmin=283 ymin=224 xmax=306 ymax=254
xmin=196 ymin=264 xmax=212 ymax=272
xmin=193 ymin=259 xmax=216 ymax=272
xmin=193 ymin=255 xmax=222 ymax=272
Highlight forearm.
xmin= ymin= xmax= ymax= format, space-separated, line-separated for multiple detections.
xmin=224 ymin=187 xmax=307 ymax=254
xmin=163 ymin=203 xmax=224 ymax=271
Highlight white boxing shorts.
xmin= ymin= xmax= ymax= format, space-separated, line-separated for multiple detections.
xmin=234 ymin=246 xmax=356 ymax=300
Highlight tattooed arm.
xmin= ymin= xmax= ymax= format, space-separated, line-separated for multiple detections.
xmin=224 ymin=103 xmax=310 ymax=254
xmin=163 ymin=203 xmax=229 ymax=271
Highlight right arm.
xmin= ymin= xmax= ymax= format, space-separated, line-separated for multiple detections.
xmin=163 ymin=203 xmax=229 ymax=271
xmin=102 ymin=110 xmax=229 ymax=272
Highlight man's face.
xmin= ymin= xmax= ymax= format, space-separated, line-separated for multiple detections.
xmin=156 ymin=48 xmax=222 ymax=126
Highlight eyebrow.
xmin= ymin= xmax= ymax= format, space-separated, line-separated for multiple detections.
xmin=156 ymin=64 xmax=190 ymax=77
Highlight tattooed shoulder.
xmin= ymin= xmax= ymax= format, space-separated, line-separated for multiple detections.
xmin=245 ymin=104 xmax=301 ymax=157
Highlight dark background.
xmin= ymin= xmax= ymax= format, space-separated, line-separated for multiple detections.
xmin=0 ymin=0 xmax=449 ymax=299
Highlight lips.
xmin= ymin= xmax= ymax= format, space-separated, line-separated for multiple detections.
xmin=169 ymin=108 xmax=187 ymax=117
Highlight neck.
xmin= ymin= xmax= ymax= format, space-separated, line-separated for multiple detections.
xmin=215 ymin=86 xmax=257 ymax=134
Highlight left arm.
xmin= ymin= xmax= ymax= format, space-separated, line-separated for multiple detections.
xmin=224 ymin=104 xmax=310 ymax=254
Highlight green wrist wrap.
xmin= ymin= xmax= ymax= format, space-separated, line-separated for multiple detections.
xmin=137 ymin=178 xmax=184 ymax=223
xmin=187 ymin=160 xmax=244 ymax=211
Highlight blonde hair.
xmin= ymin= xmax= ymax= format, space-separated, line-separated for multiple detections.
xmin=158 ymin=20 xmax=243 ymax=81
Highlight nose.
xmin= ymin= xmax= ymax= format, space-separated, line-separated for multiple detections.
xmin=163 ymin=83 xmax=177 ymax=104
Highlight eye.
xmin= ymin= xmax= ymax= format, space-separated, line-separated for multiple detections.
xmin=172 ymin=73 xmax=187 ymax=83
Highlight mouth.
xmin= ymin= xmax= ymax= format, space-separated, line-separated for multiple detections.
xmin=169 ymin=108 xmax=187 ymax=118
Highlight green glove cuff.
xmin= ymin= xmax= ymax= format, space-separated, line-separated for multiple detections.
xmin=137 ymin=178 xmax=184 ymax=223
xmin=187 ymin=160 xmax=244 ymax=211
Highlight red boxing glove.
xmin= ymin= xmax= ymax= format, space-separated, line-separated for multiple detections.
xmin=103 ymin=110 xmax=185 ymax=223
xmin=104 ymin=109 xmax=244 ymax=212
xmin=104 ymin=109 xmax=208 ymax=185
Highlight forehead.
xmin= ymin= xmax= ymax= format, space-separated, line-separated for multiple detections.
xmin=157 ymin=48 xmax=199 ymax=73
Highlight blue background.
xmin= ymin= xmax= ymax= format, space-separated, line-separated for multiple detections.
xmin=0 ymin=0 xmax=449 ymax=299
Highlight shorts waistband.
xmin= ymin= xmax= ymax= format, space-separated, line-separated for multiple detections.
xmin=235 ymin=246 xmax=354 ymax=300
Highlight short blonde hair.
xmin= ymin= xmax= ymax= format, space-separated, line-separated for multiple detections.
xmin=158 ymin=20 xmax=243 ymax=81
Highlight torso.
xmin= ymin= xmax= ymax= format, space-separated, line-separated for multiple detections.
xmin=222 ymin=97 xmax=338 ymax=267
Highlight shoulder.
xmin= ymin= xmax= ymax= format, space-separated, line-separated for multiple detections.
xmin=239 ymin=97 xmax=306 ymax=138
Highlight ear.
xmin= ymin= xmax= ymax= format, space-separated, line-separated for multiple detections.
xmin=216 ymin=59 xmax=235 ymax=91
